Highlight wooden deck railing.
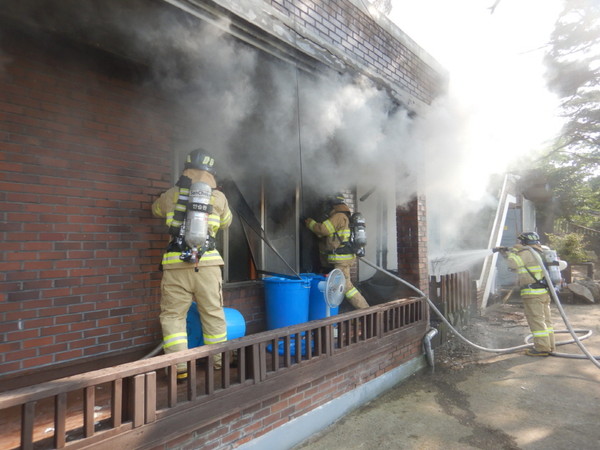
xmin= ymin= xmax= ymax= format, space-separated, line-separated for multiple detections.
xmin=0 ymin=297 xmax=425 ymax=450
xmin=554 ymin=221 xmax=600 ymax=239
xmin=428 ymin=271 xmax=474 ymax=341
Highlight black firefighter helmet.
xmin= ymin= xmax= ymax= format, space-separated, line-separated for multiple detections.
xmin=518 ymin=231 xmax=540 ymax=245
xmin=185 ymin=148 xmax=216 ymax=175
xmin=329 ymin=192 xmax=347 ymax=206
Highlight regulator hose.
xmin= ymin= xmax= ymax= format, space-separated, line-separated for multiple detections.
xmin=359 ymin=256 xmax=600 ymax=369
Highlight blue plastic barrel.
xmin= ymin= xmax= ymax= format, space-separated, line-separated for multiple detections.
xmin=263 ymin=275 xmax=310 ymax=330
xmin=303 ymin=273 xmax=340 ymax=320
xmin=186 ymin=304 xmax=246 ymax=348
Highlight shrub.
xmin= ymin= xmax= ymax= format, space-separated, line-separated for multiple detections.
xmin=546 ymin=233 xmax=589 ymax=264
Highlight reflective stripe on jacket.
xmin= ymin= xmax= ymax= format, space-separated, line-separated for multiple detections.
xmin=152 ymin=184 xmax=232 ymax=268
xmin=506 ymin=245 xmax=548 ymax=296
xmin=306 ymin=209 xmax=354 ymax=264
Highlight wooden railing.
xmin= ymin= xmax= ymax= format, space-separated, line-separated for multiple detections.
xmin=0 ymin=297 xmax=425 ymax=450
xmin=428 ymin=271 xmax=474 ymax=341
xmin=555 ymin=221 xmax=600 ymax=238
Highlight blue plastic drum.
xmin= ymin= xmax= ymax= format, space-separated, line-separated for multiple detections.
xmin=186 ymin=304 xmax=246 ymax=348
xmin=263 ymin=275 xmax=311 ymax=330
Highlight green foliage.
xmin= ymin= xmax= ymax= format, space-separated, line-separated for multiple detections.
xmin=544 ymin=0 xmax=600 ymax=169
xmin=536 ymin=160 xmax=600 ymax=228
xmin=547 ymin=232 xmax=589 ymax=263
xmin=538 ymin=1 xmax=600 ymax=229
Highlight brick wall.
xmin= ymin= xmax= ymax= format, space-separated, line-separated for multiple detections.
xmin=0 ymin=0 xmax=442 ymax=380
xmin=0 ymin=28 xmax=173 ymax=375
xmin=224 ymin=284 xmax=265 ymax=336
xmin=396 ymin=196 xmax=429 ymax=296
xmin=269 ymin=0 xmax=445 ymax=106
xmin=0 ymin=25 xmax=268 ymax=379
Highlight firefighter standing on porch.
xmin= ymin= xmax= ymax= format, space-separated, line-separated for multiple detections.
xmin=152 ymin=149 xmax=232 ymax=379
xmin=496 ymin=231 xmax=556 ymax=356
xmin=305 ymin=193 xmax=369 ymax=309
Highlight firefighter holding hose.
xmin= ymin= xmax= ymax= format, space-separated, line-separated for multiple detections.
xmin=152 ymin=149 xmax=232 ymax=379
xmin=305 ymin=193 xmax=369 ymax=310
xmin=495 ymin=232 xmax=557 ymax=356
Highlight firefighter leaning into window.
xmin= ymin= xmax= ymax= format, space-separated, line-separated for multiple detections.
xmin=152 ymin=149 xmax=232 ymax=379
xmin=496 ymin=232 xmax=556 ymax=357
xmin=304 ymin=193 xmax=369 ymax=309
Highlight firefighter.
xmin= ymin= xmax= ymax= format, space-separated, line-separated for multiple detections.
xmin=496 ymin=231 xmax=555 ymax=356
xmin=152 ymin=149 xmax=233 ymax=379
xmin=305 ymin=193 xmax=369 ymax=309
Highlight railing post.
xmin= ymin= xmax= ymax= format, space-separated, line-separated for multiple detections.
xmin=239 ymin=346 xmax=247 ymax=382
xmin=84 ymin=386 xmax=95 ymax=438
xmin=145 ymin=372 xmax=156 ymax=424
xmin=188 ymin=360 xmax=197 ymax=399
xmin=252 ymin=343 xmax=261 ymax=382
xmin=21 ymin=401 xmax=35 ymax=450
xmin=54 ymin=392 xmax=67 ymax=448
xmin=112 ymin=378 xmax=123 ymax=427
xmin=132 ymin=374 xmax=145 ymax=428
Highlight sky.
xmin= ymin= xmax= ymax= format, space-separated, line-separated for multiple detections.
xmin=386 ymin=0 xmax=566 ymax=199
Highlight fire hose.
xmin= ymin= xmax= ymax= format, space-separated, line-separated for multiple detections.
xmin=359 ymin=255 xmax=600 ymax=370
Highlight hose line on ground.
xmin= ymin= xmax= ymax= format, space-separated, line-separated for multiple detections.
xmin=359 ymin=256 xmax=600 ymax=369
xmin=526 ymin=248 xmax=600 ymax=368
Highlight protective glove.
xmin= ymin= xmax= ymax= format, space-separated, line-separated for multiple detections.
xmin=492 ymin=246 xmax=509 ymax=254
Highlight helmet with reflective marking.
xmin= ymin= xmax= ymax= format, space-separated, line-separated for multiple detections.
xmin=518 ymin=231 xmax=540 ymax=245
xmin=329 ymin=192 xmax=347 ymax=206
xmin=184 ymin=148 xmax=216 ymax=174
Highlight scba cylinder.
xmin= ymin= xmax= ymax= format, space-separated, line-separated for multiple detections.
xmin=543 ymin=247 xmax=563 ymax=286
xmin=185 ymin=182 xmax=212 ymax=249
xmin=351 ymin=212 xmax=367 ymax=256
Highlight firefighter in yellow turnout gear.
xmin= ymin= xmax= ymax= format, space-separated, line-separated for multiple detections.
xmin=152 ymin=149 xmax=232 ymax=378
xmin=305 ymin=194 xmax=369 ymax=310
xmin=499 ymin=232 xmax=555 ymax=356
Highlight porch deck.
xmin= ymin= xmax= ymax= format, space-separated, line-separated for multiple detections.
xmin=0 ymin=297 xmax=426 ymax=450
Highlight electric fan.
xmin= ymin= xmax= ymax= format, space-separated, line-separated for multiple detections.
xmin=318 ymin=268 xmax=346 ymax=317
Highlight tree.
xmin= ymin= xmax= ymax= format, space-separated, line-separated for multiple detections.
xmin=544 ymin=0 xmax=600 ymax=169
xmin=538 ymin=0 xmax=600 ymax=230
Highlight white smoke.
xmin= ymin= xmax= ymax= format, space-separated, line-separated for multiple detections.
xmin=155 ymin=25 xmax=493 ymax=243
xmin=6 ymin=1 xmax=540 ymax=257
xmin=388 ymin=0 xmax=565 ymax=255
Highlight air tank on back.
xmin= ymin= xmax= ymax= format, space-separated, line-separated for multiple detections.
xmin=185 ymin=181 xmax=212 ymax=250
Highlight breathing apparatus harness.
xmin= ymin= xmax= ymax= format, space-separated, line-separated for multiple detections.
xmin=330 ymin=211 xmax=367 ymax=258
xmin=521 ymin=250 xmax=550 ymax=291
xmin=505 ymin=245 xmax=561 ymax=292
xmin=167 ymin=175 xmax=216 ymax=272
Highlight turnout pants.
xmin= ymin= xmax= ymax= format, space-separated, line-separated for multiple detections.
xmin=335 ymin=262 xmax=369 ymax=309
xmin=522 ymin=293 xmax=555 ymax=352
xmin=160 ymin=265 xmax=226 ymax=370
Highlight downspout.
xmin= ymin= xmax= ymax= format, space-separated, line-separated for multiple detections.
xmin=422 ymin=328 xmax=439 ymax=370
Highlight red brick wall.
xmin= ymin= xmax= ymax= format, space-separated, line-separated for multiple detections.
xmin=269 ymin=0 xmax=445 ymax=106
xmin=0 ymin=0 xmax=442 ymax=379
xmin=0 ymin=26 xmax=268 ymax=379
xmin=396 ymin=196 xmax=429 ymax=297
xmin=0 ymin=29 xmax=174 ymax=375
xmin=224 ymin=284 xmax=265 ymax=336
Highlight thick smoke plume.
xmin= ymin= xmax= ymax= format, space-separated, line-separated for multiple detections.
xmin=8 ymin=1 xmax=507 ymax=258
